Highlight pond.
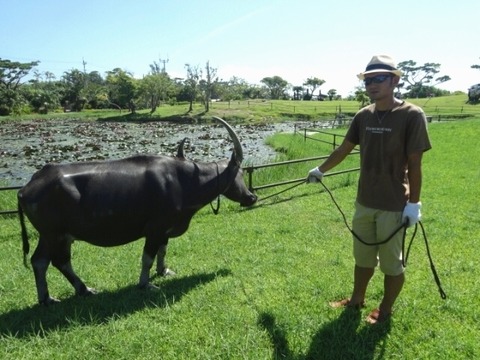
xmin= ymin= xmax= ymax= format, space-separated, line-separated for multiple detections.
xmin=0 ymin=119 xmax=307 ymax=187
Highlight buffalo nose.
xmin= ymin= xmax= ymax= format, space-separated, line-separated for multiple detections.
xmin=241 ymin=193 xmax=257 ymax=207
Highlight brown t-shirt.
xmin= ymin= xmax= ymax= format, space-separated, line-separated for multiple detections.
xmin=345 ymin=101 xmax=432 ymax=212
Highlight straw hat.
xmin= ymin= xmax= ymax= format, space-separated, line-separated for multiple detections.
xmin=357 ymin=55 xmax=403 ymax=80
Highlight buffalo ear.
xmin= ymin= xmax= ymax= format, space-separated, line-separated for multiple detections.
xmin=229 ymin=151 xmax=242 ymax=169
xmin=176 ymin=138 xmax=188 ymax=159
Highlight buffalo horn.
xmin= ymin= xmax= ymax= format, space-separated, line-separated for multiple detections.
xmin=213 ymin=116 xmax=243 ymax=164
xmin=176 ymin=138 xmax=188 ymax=159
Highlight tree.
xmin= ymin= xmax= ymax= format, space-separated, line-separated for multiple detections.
xmin=201 ymin=61 xmax=218 ymax=112
xmin=184 ymin=64 xmax=201 ymax=112
xmin=327 ymin=89 xmax=337 ymax=101
xmin=243 ymin=84 xmax=266 ymax=99
xmin=0 ymin=58 xmax=40 ymax=115
xmin=138 ymin=72 xmax=173 ymax=113
xmin=150 ymin=58 xmax=169 ymax=74
xmin=354 ymin=86 xmax=370 ymax=107
xmin=303 ymin=77 xmax=325 ymax=99
xmin=397 ymin=60 xmax=451 ymax=98
xmin=292 ymin=86 xmax=304 ymax=100
xmin=260 ymin=76 xmax=288 ymax=100
xmin=44 ymin=71 xmax=56 ymax=82
xmin=21 ymin=79 xmax=63 ymax=114
xmin=215 ymin=76 xmax=250 ymax=101
xmin=471 ymin=57 xmax=480 ymax=71
xmin=82 ymin=71 xmax=107 ymax=109
xmin=20 ymin=70 xmax=63 ymax=114
xmin=61 ymin=69 xmax=87 ymax=111
xmin=0 ymin=58 xmax=40 ymax=91
xmin=105 ymin=68 xmax=137 ymax=112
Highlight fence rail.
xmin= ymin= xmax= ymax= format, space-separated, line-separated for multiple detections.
xmin=0 ymin=185 xmax=21 ymax=216
xmin=244 ymin=127 xmax=359 ymax=192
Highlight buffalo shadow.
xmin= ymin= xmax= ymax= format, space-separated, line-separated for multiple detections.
xmin=258 ymin=307 xmax=391 ymax=360
xmin=0 ymin=269 xmax=231 ymax=339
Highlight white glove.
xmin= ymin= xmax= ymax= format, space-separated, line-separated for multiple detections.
xmin=307 ymin=167 xmax=324 ymax=183
xmin=402 ymin=202 xmax=422 ymax=227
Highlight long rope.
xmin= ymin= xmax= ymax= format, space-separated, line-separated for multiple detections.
xmin=318 ymin=180 xmax=446 ymax=299
xmin=256 ymin=179 xmax=307 ymax=202
xmin=405 ymin=221 xmax=447 ymax=299
xmin=256 ymin=179 xmax=446 ymax=299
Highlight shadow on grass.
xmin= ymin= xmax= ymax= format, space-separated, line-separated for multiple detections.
xmin=258 ymin=307 xmax=391 ymax=359
xmin=0 ymin=269 xmax=231 ymax=339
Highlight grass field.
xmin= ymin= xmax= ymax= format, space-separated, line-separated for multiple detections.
xmin=1 ymin=94 xmax=479 ymax=124
xmin=0 ymin=116 xmax=479 ymax=359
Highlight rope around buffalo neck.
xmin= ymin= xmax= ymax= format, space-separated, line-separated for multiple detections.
xmin=210 ymin=162 xmax=221 ymax=215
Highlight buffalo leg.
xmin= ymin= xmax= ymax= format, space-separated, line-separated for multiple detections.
xmin=139 ymin=234 xmax=158 ymax=288
xmin=139 ymin=236 xmax=173 ymax=288
xmin=50 ymin=237 xmax=96 ymax=297
xmin=31 ymin=237 xmax=58 ymax=305
xmin=55 ymin=261 xmax=96 ymax=297
xmin=156 ymin=244 xmax=176 ymax=276
xmin=139 ymin=252 xmax=155 ymax=288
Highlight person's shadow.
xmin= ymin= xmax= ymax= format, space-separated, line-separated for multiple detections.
xmin=258 ymin=307 xmax=391 ymax=360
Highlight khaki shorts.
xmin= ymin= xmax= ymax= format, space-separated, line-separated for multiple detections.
xmin=352 ymin=202 xmax=405 ymax=276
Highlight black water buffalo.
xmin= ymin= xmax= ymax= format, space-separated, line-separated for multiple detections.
xmin=17 ymin=117 xmax=257 ymax=305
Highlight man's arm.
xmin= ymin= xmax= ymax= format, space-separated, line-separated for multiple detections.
xmin=318 ymin=139 xmax=356 ymax=173
xmin=407 ymin=151 xmax=424 ymax=203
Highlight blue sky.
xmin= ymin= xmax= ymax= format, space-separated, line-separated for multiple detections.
xmin=1 ymin=0 xmax=479 ymax=96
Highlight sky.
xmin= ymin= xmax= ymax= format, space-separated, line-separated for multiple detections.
xmin=1 ymin=0 xmax=479 ymax=97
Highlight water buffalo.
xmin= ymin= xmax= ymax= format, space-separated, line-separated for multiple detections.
xmin=17 ymin=116 xmax=257 ymax=305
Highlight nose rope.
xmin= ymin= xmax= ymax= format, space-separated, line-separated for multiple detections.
xmin=256 ymin=179 xmax=307 ymax=202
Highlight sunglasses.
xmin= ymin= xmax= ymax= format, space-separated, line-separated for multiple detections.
xmin=363 ymin=74 xmax=392 ymax=86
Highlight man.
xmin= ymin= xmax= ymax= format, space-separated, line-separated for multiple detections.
xmin=308 ymin=55 xmax=431 ymax=324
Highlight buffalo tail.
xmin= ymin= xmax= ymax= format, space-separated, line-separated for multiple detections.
xmin=17 ymin=202 xmax=30 ymax=268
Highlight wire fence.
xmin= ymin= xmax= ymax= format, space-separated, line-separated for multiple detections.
xmin=209 ymin=99 xmax=480 ymax=120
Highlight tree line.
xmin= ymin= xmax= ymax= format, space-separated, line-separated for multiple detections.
xmin=1 ymin=56 xmax=472 ymax=116
xmin=1 ymin=58 xmax=332 ymax=116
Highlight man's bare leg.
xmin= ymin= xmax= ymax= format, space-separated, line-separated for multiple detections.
xmin=367 ymin=272 xmax=404 ymax=324
xmin=350 ymin=265 xmax=375 ymax=306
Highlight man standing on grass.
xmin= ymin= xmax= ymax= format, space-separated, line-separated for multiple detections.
xmin=307 ymin=55 xmax=431 ymax=324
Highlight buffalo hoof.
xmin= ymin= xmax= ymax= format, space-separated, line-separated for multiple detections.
xmin=40 ymin=296 xmax=61 ymax=306
xmin=146 ymin=283 xmax=160 ymax=291
xmin=158 ymin=267 xmax=176 ymax=277
xmin=82 ymin=287 xmax=97 ymax=296
xmin=138 ymin=282 xmax=159 ymax=291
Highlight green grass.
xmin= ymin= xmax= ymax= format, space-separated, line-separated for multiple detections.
xmin=0 ymin=120 xmax=479 ymax=359
xmin=1 ymin=94 xmax=479 ymax=124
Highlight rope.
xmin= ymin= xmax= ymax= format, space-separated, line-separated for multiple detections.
xmin=256 ymin=178 xmax=447 ymax=299
xmin=405 ymin=221 xmax=447 ymax=299
xmin=320 ymin=180 xmax=446 ymax=299
xmin=319 ymin=180 xmax=407 ymax=246
xmin=210 ymin=196 xmax=220 ymax=215
xmin=210 ymin=162 xmax=221 ymax=215
xmin=256 ymin=179 xmax=307 ymax=202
